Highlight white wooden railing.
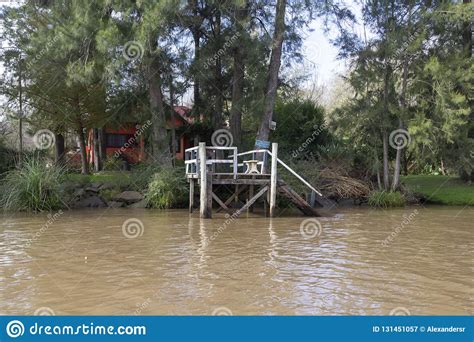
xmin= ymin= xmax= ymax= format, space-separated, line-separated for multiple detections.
xmin=185 ymin=144 xmax=322 ymax=197
xmin=229 ymin=149 xmax=269 ymax=174
xmin=185 ymin=146 xmax=238 ymax=179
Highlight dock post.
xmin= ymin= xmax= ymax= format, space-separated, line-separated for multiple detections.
xmin=199 ymin=142 xmax=212 ymax=218
xmin=189 ymin=179 xmax=194 ymax=213
xmin=269 ymin=142 xmax=278 ymax=217
xmin=309 ymin=190 xmax=316 ymax=208
xmin=248 ymin=183 xmax=254 ymax=213
xmin=206 ymin=175 xmax=213 ymax=217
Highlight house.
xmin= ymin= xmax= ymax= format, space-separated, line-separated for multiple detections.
xmin=170 ymin=106 xmax=199 ymax=160
xmin=86 ymin=106 xmax=198 ymax=165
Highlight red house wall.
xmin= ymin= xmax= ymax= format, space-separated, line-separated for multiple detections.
xmin=86 ymin=110 xmax=194 ymax=164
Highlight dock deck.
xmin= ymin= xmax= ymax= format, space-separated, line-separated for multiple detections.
xmin=185 ymin=143 xmax=328 ymax=218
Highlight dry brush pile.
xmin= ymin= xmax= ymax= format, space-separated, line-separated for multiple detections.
xmin=317 ymin=168 xmax=372 ymax=201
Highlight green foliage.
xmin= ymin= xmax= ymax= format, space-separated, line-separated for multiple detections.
xmin=145 ymin=167 xmax=188 ymax=209
xmin=0 ymin=157 xmax=66 ymax=211
xmin=0 ymin=144 xmax=16 ymax=176
xmin=408 ymin=52 xmax=473 ymax=175
xmin=102 ymin=158 xmax=123 ymax=171
xmin=402 ymin=175 xmax=474 ymax=206
xmin=368 ymin=191 xmax=406 ymax=208
xmin=331 ymin=0 xmax=473 ymax=186
xmin=130 ymin=162 xmax=162 ymax=191
xmin=272 ymin=99 xmax=331 ymax=159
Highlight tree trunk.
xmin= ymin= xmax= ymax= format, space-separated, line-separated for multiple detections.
xmin=193 ymin=30 xmax=202 ymax=113
xmin=18 ymin=117 xmax=23 ymax=168
xmin=169 ymin=76 xmax=177 ymax=166
xmin=374 ymin=147 xmax=382 ymax=190
xmin=382 ymin=53 xmax=391 ymax=190
xmin=392 ymin=126 xmax=402 ymax=190
xmin=55 ymin=133 xmax=65 ymax=165
xmin=18 ymin=58 xmax=23 ymax=168
xmin=402 ymin=150 xmax=409 ymax=175
xmin=392 ymin=5 xmax=412 ymax=191
xmin=440 ymin=159 xmax=446 ymax=175
xmin=76 ymin=124 xmax=89 ymax=175
xmin=230 ymin=50 xmax=244 ymax=147
xmin=377 ymin=167 xmax=382 ymax=190
xmin=382 ymin=131 xmax=389 ymax=190
xmin=190 ymin=0 xmax=202 ymax=114
xmin=255 ymin=0 xmax=287 ymax=147
xmin=229 ymin=2 xmax=248 ymax=147
xmin=463 ymin=0 xmax=472 ymax=59
xmin=148 ymin=57 xmax=171 ymax=165
xmin=98 ymin=128 xmax=106 ymax=165
xmin=93 ymin=128 xmax=102 ymax=172
xmin=212 ymin=8 xmax=224 ymax=130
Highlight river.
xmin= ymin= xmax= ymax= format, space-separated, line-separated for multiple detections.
xmin=0 ymin=206 xmax=472 ymax=315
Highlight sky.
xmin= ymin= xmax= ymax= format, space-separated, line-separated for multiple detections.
xmin=302 ymin=19 xmax=344 ymax=86
xmin=301 ymin=0 xmax=364 ymax=88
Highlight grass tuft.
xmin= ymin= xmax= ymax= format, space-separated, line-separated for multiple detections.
xmin=368 ymin=190 xmax=406 ymax=208
xmin=145 ymin=167 xmax=188 ymax=209
xmin=0 ymin=157 xmax=66 ymax=211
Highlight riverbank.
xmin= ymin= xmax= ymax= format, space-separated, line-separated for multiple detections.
xmin=2 ymin=160 xmax=472 ymax=211
xmin=401 ymin=175 xmax=473 ymax=206
xmin=63 ymin=171 xmax=152 ymax=209
xmin=68 ymin=173 xmax=473 ymax=209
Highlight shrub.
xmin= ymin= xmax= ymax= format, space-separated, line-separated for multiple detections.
xmin=368 ymin=191 xmax=406 ymax=208
xmin=0 ymin=144 xmax=16 ymax=176
xmin=0 ymin=157 xmax=66 ymax=211
xmin=130 ymin=161 xmax=161 ymax=191
xmin=272 ymin=99 xmax=331 ymax=159
xmin=102 ymin=157 xmax=123 ymax=171
xmin=145 ymin=167 xmax=188 ymax=209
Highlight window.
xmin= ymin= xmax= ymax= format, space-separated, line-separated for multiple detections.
xmin=106 ymin=134 xmax=138 ymax=148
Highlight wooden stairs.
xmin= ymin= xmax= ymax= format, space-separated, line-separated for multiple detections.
xmin=277 ymin=180 xmax=320 ymax=216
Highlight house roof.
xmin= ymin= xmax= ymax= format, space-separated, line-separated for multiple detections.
xmin=173 ymin=106 xmax=194 ymax=124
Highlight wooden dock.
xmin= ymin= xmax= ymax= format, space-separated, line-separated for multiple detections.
xmin=185 ymin=142 xmax=325 ymax=218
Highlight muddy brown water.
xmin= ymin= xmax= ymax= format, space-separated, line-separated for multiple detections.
xmin=0 ymin=206 xmax=472 ymax=315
